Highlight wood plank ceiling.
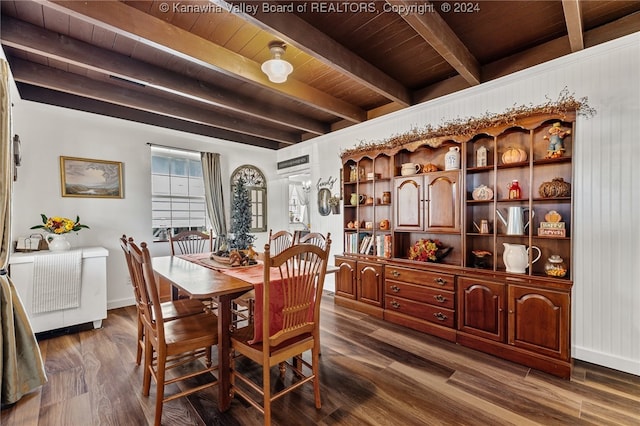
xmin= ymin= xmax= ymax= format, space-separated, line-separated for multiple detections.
xmin=1 ymin=1 xmax=639 ymax=150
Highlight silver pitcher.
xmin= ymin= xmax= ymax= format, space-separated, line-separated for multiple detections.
xmin=496 ymin=207 xmax=533 ymax=235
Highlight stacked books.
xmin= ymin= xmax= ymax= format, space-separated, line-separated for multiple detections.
xmin=344 ymin=232 xmax=392 ymax=257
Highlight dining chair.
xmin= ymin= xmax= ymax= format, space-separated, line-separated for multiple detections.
xmin=129 ymin=240 xmax=220 ymax=426
xmin=297 ymin=231 xmax=330 ymax=249
xmin=120 ymin=235 xmax=206 ymax=365
xmin=169 ymin=229 xmax=217 ymax=306
xmin=233 ymin=229 xmax=295 ymax=325
xmin=169 ymin=229 xmax=214 ymax=256
xmin=230 ymin=237 xmax=332 ymax=425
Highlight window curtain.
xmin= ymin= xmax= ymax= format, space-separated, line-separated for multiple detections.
xmin=295 ymin=182 xmax=311 ymax=228
xmin=201 ymin=152 xmax=227 ymax=250
xmin=0 ymin=59 xmax=47 ymax=406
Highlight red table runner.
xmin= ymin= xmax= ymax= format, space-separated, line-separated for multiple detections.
xmin=178 ymin=253 xmax=286 ymax=343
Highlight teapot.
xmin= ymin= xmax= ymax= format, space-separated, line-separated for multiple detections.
xmin=496 ymin=206 xmax=533 ymax=235
xmin=350 ymin=193 xmax=365 ymax=206
xmin=503 ymin=243 xmax=541 ymax=274
xmin=400 ymin=163 xmax=421 ymax=176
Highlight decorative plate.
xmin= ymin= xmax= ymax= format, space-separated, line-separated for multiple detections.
xmin=472 ymin=185 xmax=494 ymax=201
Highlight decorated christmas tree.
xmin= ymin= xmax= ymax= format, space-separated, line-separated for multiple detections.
xmin=230 ymin=176 xmax=256 ymax=250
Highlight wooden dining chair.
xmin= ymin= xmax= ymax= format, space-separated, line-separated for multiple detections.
xmin=233 ymin=229 xmax=295 ymax=325
xmin=297 ymin=231 xmax=330 ymax=249
xmin=267 ymin=229 xmax=294 ymax=255
xmin=129 ymin=240 xmax=220 ymax=426
xmin=169 ymin=229 xmax=213 ymax=256
xmin=120 ymin=235 xmax=206 ymax=365
xmin=230 ymin=238 xmax=331 ymax=425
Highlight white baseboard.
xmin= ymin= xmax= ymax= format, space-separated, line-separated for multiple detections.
xmin=573 ymin=345 xmax=640 ymax=376
xmin=107 ymin=297 xmax=135 ymax=310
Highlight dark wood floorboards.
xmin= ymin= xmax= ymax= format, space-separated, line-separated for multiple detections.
xmin=2 ymin=293 xmax=639 ymax=425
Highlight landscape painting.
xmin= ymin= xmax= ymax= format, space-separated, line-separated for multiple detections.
xmin=60 ymin=156 xmax=123 ymax=198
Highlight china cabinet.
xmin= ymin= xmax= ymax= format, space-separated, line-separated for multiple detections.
xmin=335 ymin=111 xmax=576 ymax=378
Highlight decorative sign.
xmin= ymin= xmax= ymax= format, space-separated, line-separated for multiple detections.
xmin=277 ymin=155 xmax=309 ymax=170
xmin=316 ymin=175 xmax=337 ymax=190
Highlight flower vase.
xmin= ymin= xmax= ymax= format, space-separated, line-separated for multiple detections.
xmin=47 ymin=233 xmax=71 ymax=251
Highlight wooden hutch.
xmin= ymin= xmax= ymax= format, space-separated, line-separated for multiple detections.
xmin=335 ymin=111 xmax=575 ymax=378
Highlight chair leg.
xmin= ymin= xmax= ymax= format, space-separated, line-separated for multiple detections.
xmin=263 ymin=365 xmax=272 ymax=426
xmin=154 ymin=352 xmax=166 ymax=426
xmin=136 ymin=314 xmax=144 ymax=366
xmin=142 ymin=339 xmax=153 ymax=396
xmin=313 ymin=344 xmax=321 ymax=409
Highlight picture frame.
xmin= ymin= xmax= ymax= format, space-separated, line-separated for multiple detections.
xmin=60 ymin=156 xmax=123 ymax=198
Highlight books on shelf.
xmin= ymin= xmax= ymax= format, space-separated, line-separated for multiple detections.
xmin=344 ymin=232 xmax=392 ymax=257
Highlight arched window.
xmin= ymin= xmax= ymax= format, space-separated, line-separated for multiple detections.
xmin=231 ymin=165 xmax=267 ymax=232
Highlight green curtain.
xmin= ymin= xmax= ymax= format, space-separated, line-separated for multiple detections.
xmin=0 ymin=59 xmax=47 ymax=406
xmin=201 ymin=152 xmax=227 ymax=250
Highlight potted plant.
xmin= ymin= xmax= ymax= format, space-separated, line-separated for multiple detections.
xmin=329 ymin=195 xmax=340 ymax=214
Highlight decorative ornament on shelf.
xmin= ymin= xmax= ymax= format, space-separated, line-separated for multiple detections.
xmin=544 ymin=122 xmax=571 ymax=159
xmin=539 ymin=177 xmax=571 ymax=198
xmin=408 ymin=239 xmax=452 ymax=262
xmin=30 ymin=214 xmax=89 ymax=252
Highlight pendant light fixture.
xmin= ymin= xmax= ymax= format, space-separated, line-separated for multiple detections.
xmin=261 ymin=41 xmax=293 ymax=83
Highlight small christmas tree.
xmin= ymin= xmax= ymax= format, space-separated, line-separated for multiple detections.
xmin=230 ymin=176 xmax=256 ymax=250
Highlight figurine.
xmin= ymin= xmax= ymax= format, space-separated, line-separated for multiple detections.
xmin=544 ymin=122 xmax=571 ymax=159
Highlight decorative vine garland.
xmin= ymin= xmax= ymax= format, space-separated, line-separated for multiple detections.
xmin=341 ymin=88 xmax=595 ymax=158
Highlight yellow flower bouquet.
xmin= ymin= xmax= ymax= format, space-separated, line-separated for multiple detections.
xmin=31 ymin=214 xmax=89 ymax=234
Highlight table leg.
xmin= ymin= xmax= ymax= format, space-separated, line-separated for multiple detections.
xmin=217 ymin=293 xmax=233 ymax=411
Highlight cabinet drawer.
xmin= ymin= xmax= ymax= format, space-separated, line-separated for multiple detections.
xmin=385 ymin=295 xmax=455 ymax=328
xmin=384 ymin=266 xmax=454 ymax=291
xmin=386 ymin=280 xmax=455 ymax=309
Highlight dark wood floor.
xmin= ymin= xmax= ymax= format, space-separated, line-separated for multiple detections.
xmin=3 ymin=293 xmax=640 ymax=425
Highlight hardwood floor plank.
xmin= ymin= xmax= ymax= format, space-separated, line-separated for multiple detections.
xmin=2 ymin=294 xmax=639 ymax=426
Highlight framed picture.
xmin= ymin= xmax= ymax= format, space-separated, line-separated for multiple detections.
xmin=60 ymin=156 xmax=123 ymax=198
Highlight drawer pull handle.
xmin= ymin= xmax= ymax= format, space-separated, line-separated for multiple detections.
xmin=391 ymin=300 xmax=401 ymax=309
xmin=433 ymin=312 xmax=448 ymax=321
xmin=434 ymin=295 xmax=446 ymax=303
xmin=433 ymin=277 xmax=447 ymax=285
xmin=391 ymin=270 xmax=400 ymax=277
xmin=390 ymin=285 xmax=400 ymax=293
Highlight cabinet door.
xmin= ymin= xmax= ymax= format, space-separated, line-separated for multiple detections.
xmin=394 ymin=176 xmax=423 ymax=231
xmin=508 ymin=284 xmax=570 ymax=361
xmin=358 ymin=261 xmax=383 ymax=307
xmin=335 ymin=257 xmax=356 ymax=299
xmin=426 ymin=171 xmax=460 ymax=232
xmin=457 ymin=277 xmax=505 ymax=342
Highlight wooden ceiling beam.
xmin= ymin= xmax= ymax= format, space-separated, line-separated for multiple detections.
xmin=46 ymin=0 xmax=366 ymax=123
xmin=219 ymin=0 xmax=412 ymax=107
xmin=17 ymin=82 xmax=283 ymax=149
xmin=389 ymin=0 xmax=481 ymax=86
xmin=9 ymin=57 xmax=299 ymax=145
xmin=562 ymin=0 xmax=584 ymax=52
xmin=0 ymin=16 xmax=328 ymax=136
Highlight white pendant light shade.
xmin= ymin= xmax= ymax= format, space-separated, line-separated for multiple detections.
xmin=261 ymin=41 xmax=293 ymax=83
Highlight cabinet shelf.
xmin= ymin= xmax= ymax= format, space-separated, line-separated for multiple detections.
xmin=533 ymin=197 xmax=571 ymax=203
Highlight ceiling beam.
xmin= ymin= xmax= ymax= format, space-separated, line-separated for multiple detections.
xmin=0 ymin=16 xmax=328 ymax=136
xmin=10 ymin=57 xmax=300 ymax=145
xmin=218 ymin=0 xmax=412 ymax=107
xmin=17 ymin=82 xmax=283 ymax=149
xmin=389 ymin=0 xmax=481 ymax=86
xmin=46 ymin=0 xmax=367 ymax=123
xmin=562 ymin=0 xmax=584 ymax=52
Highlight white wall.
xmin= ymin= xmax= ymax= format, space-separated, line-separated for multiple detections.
xmin=278 ymin=33 xmax=640 ymax=375
xmin=9 ymin=101 xmax=282 ymax=309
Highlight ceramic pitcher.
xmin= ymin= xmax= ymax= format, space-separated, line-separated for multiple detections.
xmin=503 ymin=243 xmax=541 ymax=274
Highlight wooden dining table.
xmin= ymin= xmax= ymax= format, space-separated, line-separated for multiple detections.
xmin=151 ymin=255 xmax=253 ymax=412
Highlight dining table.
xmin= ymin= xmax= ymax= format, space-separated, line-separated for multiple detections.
xmin=151 ymin=253 xmax=339 ymax=412
xmin=151 ymin=255 xmax=253 ymax=412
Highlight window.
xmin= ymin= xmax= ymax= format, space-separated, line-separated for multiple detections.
xmin=231 ymin=165 xmax=267 ymax=232
xmin=151 ymin=147 xmax=207 ymax=241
